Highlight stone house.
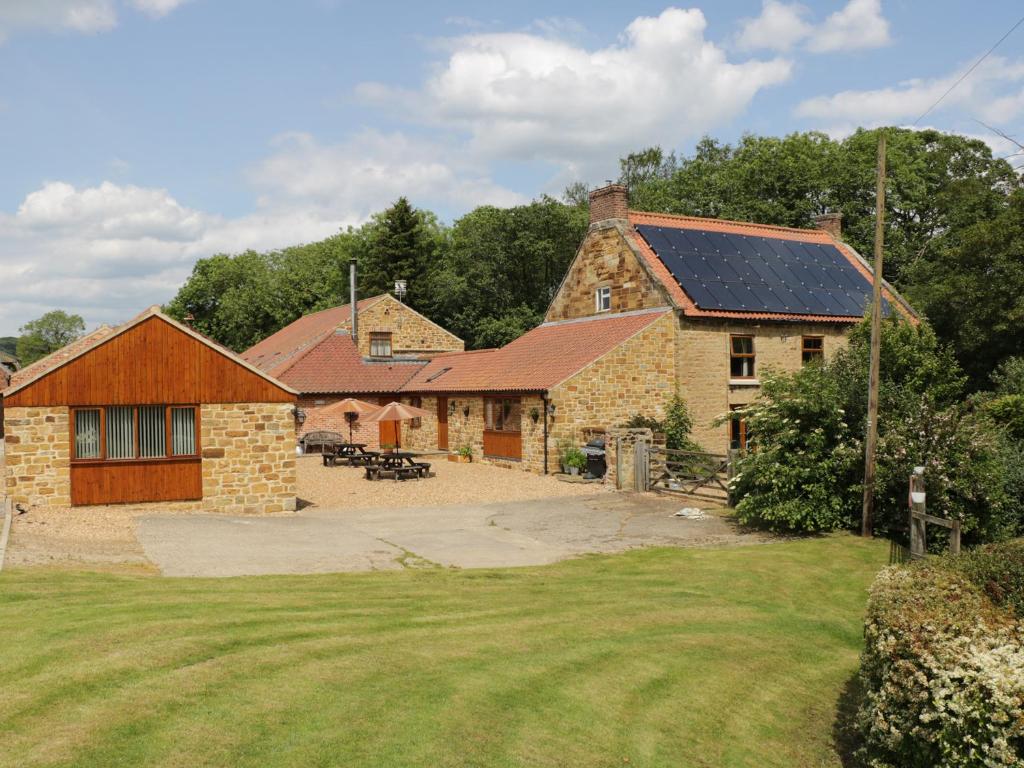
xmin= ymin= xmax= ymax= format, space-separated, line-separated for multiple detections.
xmin=396 ymin=184 xmax=914 ymax=471
xmin=2 ymin=306 xmax=298 ymax=513
xmin=242 ymin=293 xmax=463 ymax=448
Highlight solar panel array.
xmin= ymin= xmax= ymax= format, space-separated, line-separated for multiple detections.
xmin=635 ymin=224 xmax=886 ymax=317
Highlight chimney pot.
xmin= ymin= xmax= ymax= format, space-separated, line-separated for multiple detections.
xmin=813 ymin=211 xmax=843 ymax=240
xmin=589 ymin=183 xmax=629 ymax=226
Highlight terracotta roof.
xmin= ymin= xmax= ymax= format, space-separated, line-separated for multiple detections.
xmin=242 ymin=296 xmax=385 ymax=376
xmin=402 ymin=308 xmax=670 ymax=393
xmin=2 ymin=306 xmax=297 ymax=398
xmin=626 ymin=211 xmax=914 ymax=323
xmin=275 ymin=331 xmax=425 ymax=394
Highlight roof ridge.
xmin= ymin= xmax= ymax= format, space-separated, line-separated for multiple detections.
xmin=629 ymin=210 xmax=830 ymax=238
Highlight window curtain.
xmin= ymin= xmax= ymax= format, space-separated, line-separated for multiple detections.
xmin=139 ymin=406 xmax=166 ymax=458
xmin=106 ymin=406 xmax=135 ymax=459
xmin=171 ymin=407 xmax=196 ymax=456
xmin=74 ymin=409 xmax=101 ymax=459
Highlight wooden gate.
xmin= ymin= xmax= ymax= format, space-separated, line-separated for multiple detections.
xmin=643 ymin=445 xmax=733 ymax=501
xmin=437 ymin=397 xmax=448 ymax=451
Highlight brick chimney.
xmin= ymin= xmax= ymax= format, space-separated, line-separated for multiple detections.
xmin=813 ymin=212 xmax=843 ymax=240
xmin=589 ymin=183 xmax=629 ymax=225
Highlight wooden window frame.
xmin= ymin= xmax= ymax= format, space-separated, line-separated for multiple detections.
xmin=729 ymin=405 xmax=748 ymax=451
xmin=595 ymin=286 xmax=611 ymax=313
xmin=801 ymin=335 xmax=824 ymax=365
xmin=408 ymin=396 xmax=423 ymax=429
xmin=70 ymin=404 xmax=200 ymax=465
xmin=730 ymin=335 xmax=756 ymax=379
xmin=484 ymin=397 xmax=522 ymax=434
xmin=369 ymin=332 xmax=393 ymax=358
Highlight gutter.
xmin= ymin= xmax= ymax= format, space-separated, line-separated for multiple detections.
xmin=542 ymin=392 xmax=550 ymax=475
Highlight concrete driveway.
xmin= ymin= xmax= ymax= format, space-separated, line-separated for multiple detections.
xmin=137 ymin=493 xmax=764 ymax=577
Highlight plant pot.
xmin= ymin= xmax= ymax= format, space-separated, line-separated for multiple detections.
xmin=569 ymin=467 xmax=580 ymax=476
xmin=449 ymin=454 xmax=472 ymax=463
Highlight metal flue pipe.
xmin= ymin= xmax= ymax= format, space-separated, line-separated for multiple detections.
xmin=349 ymin=258 xmax=358 ymax=343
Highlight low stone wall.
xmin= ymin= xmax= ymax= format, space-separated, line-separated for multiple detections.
xmin=2 ymin=406 xmax=71 ymax=508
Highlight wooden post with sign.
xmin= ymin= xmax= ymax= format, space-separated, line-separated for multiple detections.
xmin=908 ymin=467 xmax=961 ymax=558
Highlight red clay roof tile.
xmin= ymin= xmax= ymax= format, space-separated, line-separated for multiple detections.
xmin=275 ymin=332 xmax=424 ymax=394
xmin=402 ymin=309 xmax=670 ymax=393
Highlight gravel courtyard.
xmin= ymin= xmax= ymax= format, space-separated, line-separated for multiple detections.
xmin=5 ymin=455 xmax=763 ymax=574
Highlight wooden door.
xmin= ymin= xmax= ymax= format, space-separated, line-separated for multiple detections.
xmin=378 ymin=396 xmax=401 ymax=448
xmin=437 ymin=397 xmax=449 ymax=450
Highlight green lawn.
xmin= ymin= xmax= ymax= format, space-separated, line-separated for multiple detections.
xmin=0 ymin=536 xmax=885 ymax=768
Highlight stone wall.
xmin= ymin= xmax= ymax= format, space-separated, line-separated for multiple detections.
xmin=340 ymin=295 xmax=463 ymax=358
xmin=200 ymin=402 xmax=297 ymax=514
xmin=546 ymin=223 xmax=668 ymax=322
xmin=547 ymin=311 xmax=675 ymax=466
xmin=677 ymin=317 xmax=850 ymax=452
xmin=2 ymin=406 xmax=70 ymax=507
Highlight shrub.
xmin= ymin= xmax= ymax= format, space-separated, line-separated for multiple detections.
xmin=731 ymin=314 xmax=1020 ymax=540
xmin=622 ymin=393 xmax=702 ymax=452
xmin=857 ymin=548 xmax=1024 ymax=767
xmin=954 ymin=539 xmax=1024 ymax=619
xmin=562 ymin=447 xmax=586 ymax=471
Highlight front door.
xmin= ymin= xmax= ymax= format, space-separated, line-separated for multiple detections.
xmin=379 ymin=396 xmax=401 ymax=448
xmin=437 ymin=397 xmax=449 ymax=450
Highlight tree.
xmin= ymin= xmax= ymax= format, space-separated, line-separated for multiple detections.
xmin=16 ymin=310 xmax=85 ymax=364
xmin=0 ymin=337 xmax=17 ymax=358
xmin=358 ymin=197 xmax=442 ymax=310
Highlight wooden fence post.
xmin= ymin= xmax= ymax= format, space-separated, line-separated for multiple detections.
xmin=634 ymin=440 xmax=649 ymax=492
xmin=909 ymin=468 xmax=927 ymax=559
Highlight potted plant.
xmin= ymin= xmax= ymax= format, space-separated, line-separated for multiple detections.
xmin=381 ymin=442 xmax=397 ymax=454
xmin=449 ymin=445 xmax=473 ymax=463
xmin=562 ymin=446 xmax=587 ymax=476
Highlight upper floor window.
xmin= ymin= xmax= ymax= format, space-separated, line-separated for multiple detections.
xmin=595 ymin=286 xmax=611 ymax=312
xmin=370 ymin=332 xmax=392 ymax=357
xmin=730 ymin=335 xmax=755 ymax=379
xmin=802 ymin=336 xmax=824 ymax=365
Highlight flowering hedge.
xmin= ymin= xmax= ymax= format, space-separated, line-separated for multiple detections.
xmin=857 ymin=546 xmax=1024 ymax=767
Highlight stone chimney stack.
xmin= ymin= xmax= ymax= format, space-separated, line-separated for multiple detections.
xmin=813 ymin=211 xmax=843 ymax=240
xmin=589 ymin=183 xmax=629 ymax=225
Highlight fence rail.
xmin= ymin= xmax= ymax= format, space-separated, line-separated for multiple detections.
xmin=645 ymin=446 xmax=733 ymax=499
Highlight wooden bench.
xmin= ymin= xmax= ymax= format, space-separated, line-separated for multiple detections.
xmin=365 ymin=464 xmax=423 ymax=481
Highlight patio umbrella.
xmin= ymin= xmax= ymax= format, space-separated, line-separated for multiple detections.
xmin=319 ymin=397 xmax=380 ymax=442
xmin=363 ymin=401 xmax=431 ymax=450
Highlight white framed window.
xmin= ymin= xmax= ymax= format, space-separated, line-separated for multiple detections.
xmin=370 ymin=331 xmax=392 ymax=357
xmin=595 ymin=286 xmax=611 ymax=312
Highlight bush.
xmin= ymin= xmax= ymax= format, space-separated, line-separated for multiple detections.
xmin=857 ymin=546 xmax=1024 ymax=767
xmin=622 ymin=393 xmax=702 ymax=452
xmin=954 ymin=539 xmax=1024 ymax=619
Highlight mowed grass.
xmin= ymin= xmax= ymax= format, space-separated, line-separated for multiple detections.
xmin=0 ymin=536 xmax=885 ymax=768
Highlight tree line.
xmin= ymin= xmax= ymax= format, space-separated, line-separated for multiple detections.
xmin=11 ymin=127 xmax=1023 ymax=392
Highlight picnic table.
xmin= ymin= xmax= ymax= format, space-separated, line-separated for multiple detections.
xmin=323 ymin=443 xmax=379 ymax=467
xmin=365 ymin=451 xmax=431 ymax=481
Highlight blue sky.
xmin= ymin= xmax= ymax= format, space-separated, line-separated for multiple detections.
xmin=0 ymin=0 xmax=1022 ymax=335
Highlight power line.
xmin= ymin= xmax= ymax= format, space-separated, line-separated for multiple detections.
xmin=913 ymin=12 xmax=1024 ymax=126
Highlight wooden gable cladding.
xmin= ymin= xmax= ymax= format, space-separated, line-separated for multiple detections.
xmin=5 ymin=316 xmax=294 ymax=407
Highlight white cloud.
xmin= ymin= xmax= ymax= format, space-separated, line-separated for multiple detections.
xmin=127 ymin=0 xmax=190 ymax=19
xmin=807 ymin=0 xmax=890 ymax=53
xmin=249 ymin=130 xmax=525 ymax=217
xmin=359 ymin=7 xmax=792 ymax=178
xmin=795 ymin=55 xmax=1024 ymax=131
xmin=736 ymin=0 xmax=890 ymax=54
xmin=736 ymin=1 xmax=812 ymax=53
xmin=0 ymin=0 xmax=186 ymax=42
xmin=0 ymin=130 xmax=522 ymax=334
xmin=0 ymin=1 xmax=116 ymax=40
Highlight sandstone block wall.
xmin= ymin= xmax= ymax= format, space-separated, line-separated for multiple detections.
xmin=677 ymin=317 xmax=850 ymax=452
xmin=3 ymin=406 xmax=71 ymax=507
xmin=546 ymin=223 xmax=667 ymax=322
xmin=200 ymin=402 xmax=297 ymax=514
xmin=340 ymin=295 xmax=463 ymax=358
xmin=546 ymin=311 xmax=675 ymax=475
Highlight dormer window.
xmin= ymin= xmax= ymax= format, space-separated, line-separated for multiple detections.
xmin=595 ymin=286 xmax=611 ymax=312
xmin=370 ymin=332 xmax=392 ymax=357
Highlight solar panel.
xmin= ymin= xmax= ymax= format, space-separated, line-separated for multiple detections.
xmin=635 ymin=225 xmax=887 ymax=317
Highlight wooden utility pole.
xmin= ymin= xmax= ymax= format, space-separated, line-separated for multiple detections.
xmin=862 ymin=131 xmax=887 ymax=538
